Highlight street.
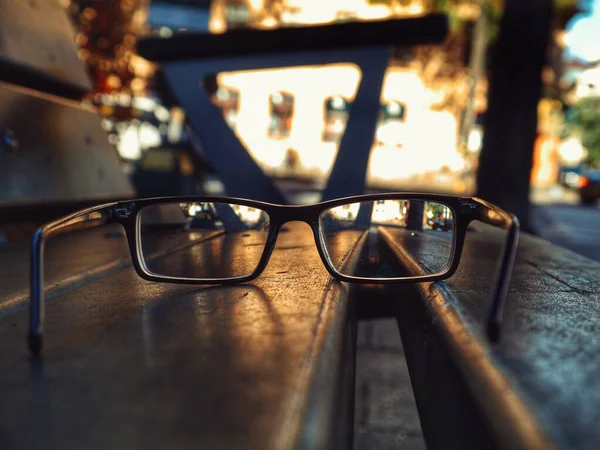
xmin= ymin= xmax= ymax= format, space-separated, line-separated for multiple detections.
xmin=533 ymin=202 xmax=600 ymax=262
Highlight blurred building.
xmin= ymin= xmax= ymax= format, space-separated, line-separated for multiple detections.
xmin=68 ymin=0 xmax=495 ymax=194
xmin=204 ymin=0 xmax=488 ymax=193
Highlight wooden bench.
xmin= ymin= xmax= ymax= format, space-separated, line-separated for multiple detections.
xmin=0 ymin=221 xmax=360 ymax=449
xmin=383 ymin=225 xmax=600 ymax=449
xmin=0 ymin=3 xmax=360 ymax=447
xmin=4 ymin=3 xmax=596 ymax=448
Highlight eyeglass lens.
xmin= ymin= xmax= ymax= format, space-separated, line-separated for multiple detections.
xmin=319 ymin=200 xmax=455 ymax=278
xmin=138 ymin=198 xmax=455 ymax=281
xmin=139 ymin=202 xmax=270 ymax=279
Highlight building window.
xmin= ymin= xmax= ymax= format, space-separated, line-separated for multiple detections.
xmin=380 ymin=101 xmax=406 ymax=122
xmin=268 ymin=91 xmax=294 ymax=139
xmin=322 ymin=96 xmax=351 ymax=142
xmin=212 ymin=87 xmax=240 ymax=129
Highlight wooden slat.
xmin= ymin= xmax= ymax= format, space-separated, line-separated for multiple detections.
xmin=0 ymin=83 xmax=134 ymax=207
xmin=379 ymin=223 xmax=600 ymax=449
xmin=0 ymin=221 xmax=362 ymax=449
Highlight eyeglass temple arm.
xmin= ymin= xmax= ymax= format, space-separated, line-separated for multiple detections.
xmin=472 ymin=198 xmax=520 ymax=343
xmin=29 ymin=204 xmax=116 ymax=356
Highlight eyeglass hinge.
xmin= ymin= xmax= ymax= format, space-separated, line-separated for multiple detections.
xmin=114 ymin=205 xmax=132 ymax=219
xmin=459 ymin=199 xmax=479 ymax=215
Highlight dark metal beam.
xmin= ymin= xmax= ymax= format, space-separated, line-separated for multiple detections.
xmin=153 ymin=14 xmax=448 ymax=203
xmin=162 ymin=47 xmax=389 ymax=203
xmin=138 ymin=14 xmax=448 ymax=62
xmin=321 ymin=48 xmax=389 ymax=200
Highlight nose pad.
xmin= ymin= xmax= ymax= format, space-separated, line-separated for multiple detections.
xmin=255 ymin=220 xmax=333 ymax=278
xmin=272 ymin=221 xmax=315 ymax=245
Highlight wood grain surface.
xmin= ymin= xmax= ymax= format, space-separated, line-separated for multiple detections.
xmin=0 ymin=221 xmax=360 ymax=449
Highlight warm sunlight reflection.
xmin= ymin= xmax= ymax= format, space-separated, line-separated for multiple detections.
xmin=217 ymin=65 xmax=362 ymax=176
xmin=204 ymin=0 xmax=476 ymax=193
xmin=328 ymin=202 xmax=361 ymax=220
xmin=209 ymin=0 xmax=427 ymax=31
xmin=372 ymin=200 xmax=408 ymax=224
xmin=368 ymin=70 xmax=465 ymax=185
xmin=214 ymin=66 xmax=467 ymax=186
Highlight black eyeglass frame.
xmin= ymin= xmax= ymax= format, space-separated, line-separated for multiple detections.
xmin=29 ymin=193 xmax=519 ymax=355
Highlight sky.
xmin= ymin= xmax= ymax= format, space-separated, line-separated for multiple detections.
xmin=565 ymin=0 xmax=600 ymax=62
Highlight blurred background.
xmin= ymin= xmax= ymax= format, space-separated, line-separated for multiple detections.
xmin=57 ymin=0 xmax=600 ymax=260
xmin=1 ymin=3 xmax=598 ymax=449
xmin=67 ymin=0 xmax=490 ymax=195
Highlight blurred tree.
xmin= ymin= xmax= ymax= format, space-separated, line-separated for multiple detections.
xmin=66 ymin=0 xmax=152 ymax=98
xmin=476 ymin=0 xmax=553 ymax=232
xmin=568 ymin=97 xmax=600 ymax=166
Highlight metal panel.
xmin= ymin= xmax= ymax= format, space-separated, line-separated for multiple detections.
xmin=0 ymin=83 xmax=134 ymax=206
xmin=0 ymin=0 xmax=91 ymax=92
xmin=322 ymin=49 xmax=389 ymax=200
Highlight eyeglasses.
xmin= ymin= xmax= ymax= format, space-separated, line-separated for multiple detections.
xmin=29 ymin=193 xmax=518 ymax=355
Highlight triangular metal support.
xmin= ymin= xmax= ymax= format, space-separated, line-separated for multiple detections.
xmin=162 ymin=46 xmax=390 ymax=204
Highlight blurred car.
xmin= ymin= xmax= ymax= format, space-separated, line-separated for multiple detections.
xmin=558 ymin=166 xmax=582 ymax=188
xmin=559 ymin=166 xmax=600 ymax=205
xmin=427 ymin=218 xmax=453 ymax=231
xmin=576 ymin=170 xmax=600 ymax=205
xmin=562 ymin=167 xmax=600 ymax=205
